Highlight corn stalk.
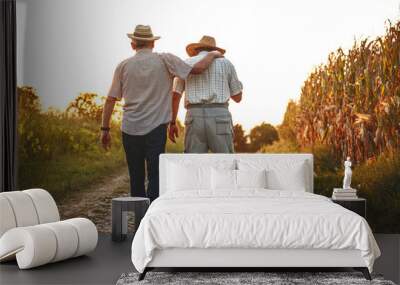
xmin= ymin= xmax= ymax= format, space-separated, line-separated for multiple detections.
xmin=294 ymin=21 xmax=400 ymax=163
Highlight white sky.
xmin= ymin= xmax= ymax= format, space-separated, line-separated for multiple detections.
xmin=17 ymin=0 xmax=399 ymax=131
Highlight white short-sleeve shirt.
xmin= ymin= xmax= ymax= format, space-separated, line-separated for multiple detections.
xmin=108 ymin=49 xmax=192 ymax=135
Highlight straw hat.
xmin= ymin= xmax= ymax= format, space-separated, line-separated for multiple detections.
xmin=127 ymin=25 xmax=160 ymax=41
xmin=186 ymin=35 xmax=225 ymax=57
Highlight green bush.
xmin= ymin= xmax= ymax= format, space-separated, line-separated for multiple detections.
xmin=262 ymin=138 xmax=400 ymax=233
xmin=17 ymin=87 xmax=126 ymax=202
xmin=17 ymin=86 xmax=187 ymax=201
xmin=314 ymin=151 xmax=400 ymax=233
xmin=260 ymin=139 xmax=299 ymax=153
xmin=303 ymin=144 xmax=340 ymax=174
xmin=352 ymin=152 xmax=400 ymax=233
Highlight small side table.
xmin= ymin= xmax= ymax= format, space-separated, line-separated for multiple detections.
xmin=112 ymin=197 xmax=150 ymax=242
xmin=331 ymin=198 xmax=366 ymax=218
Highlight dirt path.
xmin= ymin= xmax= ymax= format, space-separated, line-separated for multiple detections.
xmin=58 ymin=169 xmax=134 ymax=233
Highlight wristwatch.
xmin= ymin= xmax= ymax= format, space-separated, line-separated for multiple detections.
xmin=100 ymin=127 xmax=110 ymax=131
xmin=170 ymin=121 xmax=176 ymax=125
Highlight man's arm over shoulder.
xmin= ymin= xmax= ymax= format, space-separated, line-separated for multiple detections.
xmin=159 ymin=51 xmax=223 ymax=79
xmin=159 ymin=53 xmax=192 ymax=80
xmin=190 ymin=51 xmax=223 ymax=74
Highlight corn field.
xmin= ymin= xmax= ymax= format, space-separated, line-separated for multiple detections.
xmin=294 ymin=21 xmax=400 ymax=163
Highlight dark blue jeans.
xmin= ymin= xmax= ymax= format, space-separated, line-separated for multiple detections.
xmin=122 ymin=124 xmax=167 ymax=202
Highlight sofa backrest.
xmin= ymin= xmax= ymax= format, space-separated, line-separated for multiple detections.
xmin=159 ymin=154 xmax=314 ymax=195
xmin=0 ymin=189 xmax=60 ymax=238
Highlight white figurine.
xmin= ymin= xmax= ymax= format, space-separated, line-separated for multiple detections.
xmin=343 ymin=156 xmax=352 ymax=189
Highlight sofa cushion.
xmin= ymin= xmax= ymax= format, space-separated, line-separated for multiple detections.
xmin=23 ymin=189 xmax=59 ymax=224
xmin=0 ymin=191 xmax=39 ymax=227
xmin=0 ymin=196 xmax=16 ymax=237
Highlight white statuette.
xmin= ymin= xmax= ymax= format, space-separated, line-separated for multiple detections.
xmin=343 ymin=156 xmax=352 ymax=190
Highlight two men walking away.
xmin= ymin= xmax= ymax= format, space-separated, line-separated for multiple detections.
xmin=100 ymin=25 xmax=222 ymax=201
xmin=170 ymin=36 xmax=243 ymax=153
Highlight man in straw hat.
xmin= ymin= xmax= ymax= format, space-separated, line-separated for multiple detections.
xmin=171 ymin=35 xmax=243 ymax=153
xmin=100 ymin=25 xmax=223 ymax=202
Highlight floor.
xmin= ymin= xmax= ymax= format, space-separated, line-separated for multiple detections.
xmin=374 ymin=234 xmax=400 ymax=284
xmin=0 ymin=234 xmax=134 ymax=285
xmin=0 ymin=234 xmax=399 ymax=285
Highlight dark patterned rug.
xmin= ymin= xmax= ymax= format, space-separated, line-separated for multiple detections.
xmin=116 ymin=271 xmax=396 ymax=285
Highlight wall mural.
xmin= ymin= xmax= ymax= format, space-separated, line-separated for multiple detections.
xmin=17 ymin=1 xmax=400 ymax=234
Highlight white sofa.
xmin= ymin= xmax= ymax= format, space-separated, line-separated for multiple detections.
xmin=0 ymin=188 xmax=98 ymax=269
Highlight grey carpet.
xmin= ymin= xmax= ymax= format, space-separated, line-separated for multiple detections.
xmin=116 ymin=272 xmax=396 ymax=285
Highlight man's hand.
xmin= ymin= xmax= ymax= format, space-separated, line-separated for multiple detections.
xmin=209 ymin=50 xmax=224 ymax=58
xmin=230 ymin=92 xmax=242 ymax=103
xmin=101 ymin=96 xmax=116 ymax=150
xmin=168 ymin=123 xmax=179 ymax=143
xmin=101 ymin=131 xmax=111 ymax=150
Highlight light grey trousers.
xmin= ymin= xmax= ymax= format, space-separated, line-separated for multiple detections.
xmin=184 ymin=105 xmax=234 ymax=153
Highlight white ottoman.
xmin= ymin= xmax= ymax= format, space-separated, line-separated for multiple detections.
xmin=0 ymin=189 xmax=98 ymax=269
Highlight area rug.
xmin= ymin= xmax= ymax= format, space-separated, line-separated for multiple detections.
xmin=116 ymin=271 xmax=396 ymax=285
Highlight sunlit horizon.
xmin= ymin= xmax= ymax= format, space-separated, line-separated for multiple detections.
xmin=16 ymin=0 xmax=399 ymax=131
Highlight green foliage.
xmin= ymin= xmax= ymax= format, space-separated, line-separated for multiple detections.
xmin=278 ymin=100 xmax=298 ymax=143
xmin=17 ymin=87 xmax=126 ymax=201
xmin=314 ymin=151 xmax=400 ymax=233
xmin=19 ymin=149 xmax=125 ymax=202
xmin=66 ymin=93 xmax=104 ymax=122
xmin=303 ymin=144 xmax=340 ymax=174
xmin=233 ymin=124 xmax=249 ymax=152
xmin=17 ymin=87 xmax=186 ymax=201
xmin=260 ymin=139 xmax=299 ymax=153
xmin=248 ymin=122 xmax=279 ymax=152
xmin=352 ymin=152 xmax=400 ymax=233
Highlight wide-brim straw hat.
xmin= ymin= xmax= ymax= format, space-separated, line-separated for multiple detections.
xmin=127 ymin=25 xmax=160 ymax=41
xmin=186 ymin=35 xmax=225 ymax=57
